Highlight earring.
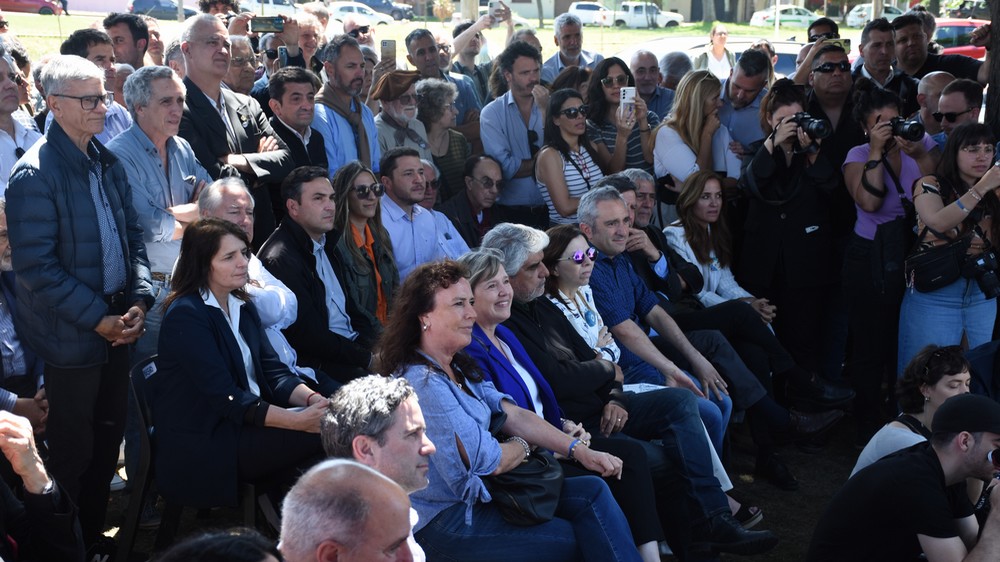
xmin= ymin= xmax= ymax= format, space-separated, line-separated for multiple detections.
xmin=422 ymin=324 xmax=429 ymax=331
xmin=924 ymin=396 xmax=930 ymax=403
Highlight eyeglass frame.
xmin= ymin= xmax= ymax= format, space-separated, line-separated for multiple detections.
xmin=812 ymin=60 xmax=851 ymax=74
xmin=556 ymin=104 xmax=588 ymax=119
xmin=348 ymin=26 xmax=371 ymax=38
xmin=353 ymin=182 xmax=385 ymax=198
xmin=558 ymin=246 xmax=597 ymax=264
xmin=933 ymin=108 xmax=975 ymax=123
xmin=600 ymin=74 xmax=629 ymax=87
xmin=51 ymin=92 xmax=114 ymax=111
xmin=469 ymin=175 xmax=504 ymax=191
xmin=958 ymin=144 xmax=995 ymax=155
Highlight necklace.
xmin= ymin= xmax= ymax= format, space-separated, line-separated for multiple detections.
xmin=564 ymin=289 xmax=597 ymax=327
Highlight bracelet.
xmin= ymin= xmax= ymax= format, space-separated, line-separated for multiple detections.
xmin=568 ymin=438 xmax=582 ymax=460
xmin=639 ymin=127 xmax=651 ymax=133
xmin=306 ymin=391 xmax=320 ymax=405
xmin=968 ymin=189 xmax=983 ymax=202
xmin=505 ymin=436 xmax=531 ymax=463
xmin=956 ymin=198 xmax=970 ymax=213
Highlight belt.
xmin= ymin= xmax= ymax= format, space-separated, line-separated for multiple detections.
xmin=151 ymin=272 xmax=171 ymax=283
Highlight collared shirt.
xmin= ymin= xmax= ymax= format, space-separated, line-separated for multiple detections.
xmin=381 ymin=195 xmax=450 ymax=279
xmin=645 ymin=86 xmax=676 ymax=121
xmin=588 ymin=250 xmax=660 ymax=371
xmin=313 ymin=236 xmax=358 ymax=340
xmin=45 ymin=100 xmax=133 ymax=145
xmin=480 ymin=90 xmax=544 ymax=206
xmin=0 ymin=118 xmax=42 ymax=195
xmin=312 ymin=99 xmax=380 ymax=173
xmin=859 ymin=64 xmax=891 ymax=88
xmin=204 ymin=89 xmax=240 ymax=148
xmin=0 ymin=288 xmax=26 ymax=395
xmin=107 ymin=123 xmax=211 ymax=273
xmin=11 ymin=109 xmax=38 ymax=134
xmin=86 ymin=142 xmax=127 ymax=294
xmin=274 ymin=115 xmax=312 ymax=147
xmin=719 ymin=80 xmax=767 ymax=149
xmin=541 ymin=50 xmax=604 ymax=84
xmin=202 ymin=288 xmax=260 ymax=396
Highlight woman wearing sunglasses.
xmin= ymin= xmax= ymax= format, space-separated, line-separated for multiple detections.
xmin=536 ymin=88 xmax=604 ymax=225
xmin=332 ymin=161 xmax=399 ymax=344
xmin=584 ymin=58 xmax=657 ymax=176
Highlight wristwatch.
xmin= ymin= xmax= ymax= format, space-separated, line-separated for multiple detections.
xmin=864 ymin=159 xmax=881 ymax=171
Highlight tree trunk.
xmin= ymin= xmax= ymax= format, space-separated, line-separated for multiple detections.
xmin=987 ymin=0 xmax=1000 ymax=134
xmin=928 ymin=0 xmax=940 ymax=16
xmin=536 ymin=0 xmax=544 ymax=27
xmin=703 ymin=0 xmax=716 ymax=21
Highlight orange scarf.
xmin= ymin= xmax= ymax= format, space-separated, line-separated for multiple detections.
xmin=351 ymin=223 xmax=387 ymax=323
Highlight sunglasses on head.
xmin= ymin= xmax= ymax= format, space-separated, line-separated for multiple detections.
xmin=559 ymin=246 xmax=597 ymax=264
xmin=557 ymin=105 xmax=588 ymax=119
xmin=600 ymin=74 xmax=629 ymax=87
xmin=813 ymin=60 xmax=851 ymax=74
xmin=348 ymin=26 xmax=370 ymax=38
xmin=933 ymin=108 xmax=974 ymax=123
xmin=354 ymin=182 xmax=385 ymax=198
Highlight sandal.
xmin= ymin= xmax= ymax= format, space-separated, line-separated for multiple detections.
xmin=733 ymin=505 xmax=763 ymax=529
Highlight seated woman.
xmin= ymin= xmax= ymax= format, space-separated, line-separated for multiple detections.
xmin=151 ymin=219 xmax=328 ymax=508
xmin=852 ymin=345 xmax=970 ymax=476
xmin=331 ymin=161 xmax=399 ymax=344
xmin=536 ymin=89 xmax=605 ymax=225
xmin=378 ymin=260 xmax=641 ymax=562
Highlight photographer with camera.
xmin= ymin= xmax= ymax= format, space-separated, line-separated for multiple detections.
xmin=842 ymin=78 xmax=938 ymax=445
xmin=898 ymin=122 xmax=1000 ymax=378
xmin=735 ymin=78 xmax=838 ymax=376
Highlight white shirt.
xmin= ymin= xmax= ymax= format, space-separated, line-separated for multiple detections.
xmin=0 ymin=118 xmax=42 ymax=195
xmin=497 ymin=339 xmax=544 ymax=418
xmin=313 ymin=237 xmax=358 ymax=340
xmin=202 ymin=289 xmax=260 ymax=396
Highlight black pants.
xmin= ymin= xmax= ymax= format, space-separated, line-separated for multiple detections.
xmin=237 ymin=425 xmax=324 ymax=496
xmin=44 ymin=344 xmax=130 ymax=547
xmin=742 ymin=280 xmax=829 ymax=374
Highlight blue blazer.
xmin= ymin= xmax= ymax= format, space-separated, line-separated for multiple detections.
xmin=465 ymin=323 xmax=563 ymax=429
xmin=150 ymin=293 xmax=302 ymax=507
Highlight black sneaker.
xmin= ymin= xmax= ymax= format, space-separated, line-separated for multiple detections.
xmin=692 ymin=512 xmax=779 ymax=556
xmin=87 ymin=536 xmax=117 ymax=562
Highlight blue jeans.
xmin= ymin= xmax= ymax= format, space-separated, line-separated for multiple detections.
xmin=416 ymin=475 xmax=641 ymax=562
xmin=897 ymin=277 xmax=996 ymax=376
xmin=690 ymin=378 xmax=732 ymax=455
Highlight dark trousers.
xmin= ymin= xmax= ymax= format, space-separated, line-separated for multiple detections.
xmin=743 ymin=280 xmax=829 ymax=374
xmin=44 ymin=344 xmax=130 ymax=547
xmin=237 ymin=425 xmax=324 ymax=495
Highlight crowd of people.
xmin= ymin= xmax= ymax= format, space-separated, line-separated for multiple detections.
xmin=0 ymin=1 xmax=995 ymax=560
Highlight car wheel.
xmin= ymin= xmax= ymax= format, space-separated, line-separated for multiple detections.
xmin=615 ymin=19 xmax=625 ymax=27
xmin=665 ymin=20 xmax=678 ymax=27
xmin=392 ymin=9 xmax=402 ymax=20
xmin=39 ymin=6 xmax=55 ymax=14
xmin=377 ymin=20 xmax=388 ymax=25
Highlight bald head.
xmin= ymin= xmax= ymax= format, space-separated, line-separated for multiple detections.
xmin=630 ymin=50 xmax=660 ymax=97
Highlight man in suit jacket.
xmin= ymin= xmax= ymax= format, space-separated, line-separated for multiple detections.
xmin=178 ymin=14 xmax=293 ymax=249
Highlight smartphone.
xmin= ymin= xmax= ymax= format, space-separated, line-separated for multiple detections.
xmin=620 ymin=86 xmax=636 ymax=121
xmin=828 ymin=38 xmax=851 ymax=52
xmin=277 ymin=46 xmax=288 ymax=69
xmin=249 ymin=16 xmax=283 ymax=33
xmin=380 ymin=39 xmax=396 ymax=63
xmin=489 ymin=0 xmax=502 ymax=28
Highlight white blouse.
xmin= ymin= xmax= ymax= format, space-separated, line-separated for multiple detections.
xmin=202 ymin=289 xmax=260 ymax=396
xmin=547 ymin=286 xmax=621 ymax=363
xmin=663 ymin=224 xmax=753 ymax=308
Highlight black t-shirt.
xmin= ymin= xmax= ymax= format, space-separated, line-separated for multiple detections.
xmin=912 ymin=53 xmax=983 ymax=81
xmin=807 ymin=444 xmax=974 ymax=562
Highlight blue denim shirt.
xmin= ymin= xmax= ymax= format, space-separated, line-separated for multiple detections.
xmin=444 ymin=70 xmax=483 ymax=125
xmin=588 ymin=250 xmax=659 ymax=371
xmin=313 ymin=99 xmax=380 ymax=174
xmin=480 ymin=91 xmax=544 ymax=206
xmin=107 ymin=123 xmax=211 ymax=273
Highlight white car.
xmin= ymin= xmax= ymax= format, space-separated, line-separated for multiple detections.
xmin=328 ymin=1 xmax=394 ymax=25
xmin=845 ymin=4 xmax=902 ymax=28
xmin=568 ymin=1 xmax=613 ymax=26
xmin=239 ymin=0 xmax=297 ymax=17
xmin=749 ymin=4 xmax=817 ymax=27
xmin=615 ymin=36 xmax=805 ymax=80
xmin=613 ymin=2 xmax=683 ymax=28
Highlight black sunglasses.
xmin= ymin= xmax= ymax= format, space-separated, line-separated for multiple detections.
xmin=264 ymin=49 xmax=278 ymax=59
xmin=600 ymin=75 xmax=629 ymax=87
xmin=425 ymin=178 xmax=440 ymax=190
xmin=559 ymin=246 xmax=597 ymax=264
xmin=813 ymin=60 xmax=851 ymax=73
xmin=354 ymin=182 xmax=385 ymax=198
xmin=809 ymin=32 xmax=839 ymax=42
xmin=0 ymin=21 xmax=9 ymax=29
xmin=557 ymin=105 xmax=588 ymax=119
xmin=348 ymin=26 xmax=370 ymax=38
xmin=932 ymin=108 xmax=974 ymax=123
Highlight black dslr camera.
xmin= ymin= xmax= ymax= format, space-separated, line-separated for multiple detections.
xmin=788 ymin=112 xmax=832 ymax=140
xmin=888 ymin=117 xmax=925 ymax=142
xmin=962 ymin=249 xmax=1000 ymax=300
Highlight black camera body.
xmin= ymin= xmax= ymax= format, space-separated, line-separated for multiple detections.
xmin=788 ymin=112 xmax=832 ymax=140
xmin=888 ymin=116 xmax=925 ymax=142
xmin=962 ymin=250 xmax=1000 ymax=299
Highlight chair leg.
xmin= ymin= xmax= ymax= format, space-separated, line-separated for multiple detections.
xmin=154 ymin=502 xmax=183 ymax=551
xmin=115 ymin=473 xmax=151 ymax=562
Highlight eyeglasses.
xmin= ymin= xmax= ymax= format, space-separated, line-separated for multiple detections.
xmin=4 ymin=73 xmax=23 ymax=87
xmin=714 ymin=31 xmax=728 ymax=36
xmin=557 ymin=105 xmax=588 ymax=119
xmin=959 ymin=144 xmax=995 ymax=156
xmin=559 ymin=246 xmax=597 ymax=264
xmin=395 ymin=93 xmax=418 ymax=105
xmin=52 ymin=92 xmax=114 ymax=111
xmin=600 ymin=74 xmax=629 ymax=87
xmin=470 ymin=176 xmax=503 ymax=190
xmin=264 ymin=48 xmax=278 ymax=60
xmin=231 ymin=56 xmax=257 ymax=66
xmin=437 ymin=43 xmax=451 ymax=52
xmin=812 ymin=60 xmax=851 ymax=73
xmin=809 ymin=32 xmax=839 ymax=42
xmin=426 ymin=178 xmax=440 ymax=190
xmin=354 ymin=182 xmax=385 ymax=198
xmin=348 ymin=26 xmax=370 ymax=38
xmin=933 ymin=108 xmax=974 ymax=123
xmin=0 ymin=21 xmax=9 ymax=29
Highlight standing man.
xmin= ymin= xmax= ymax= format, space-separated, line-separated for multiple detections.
xmin=451 ymin=8 xmax=513 ymax=105
xmin=936 ymin=79 xmax=983 ymax=139
xmin=541 ymin=14 xmax=603 ymax=84
xmin=853 ymin=18 xmax=919 ymax=117
xmin=0 ymin=52 xmax=41 ymax=195
xmin=179 ymin=14 xmax=292 ymax=249
xmin=719 ymin=49 xmax=769 ymax=157
xmin=630 ymin=50 xmax=674 ymax=121
xmin=140 ymin=15 xmax=163 ymax=66
xmin=55 ymin=29 xmax=133 ymax=144
xmin=893 ymin=14 xmax=989 ymax=84
xmin=915 ymin=71 xmax=954 ymax=149
xmin=479 ymin=41 xmax=548 ymax=229
xmin=7 ymin=55 xmax=153 ymax=554
xmin=313 ymin=34 xmax=380 ymax=172
xmin=103 ymin=13 xmax=148 ymax=70
xmin=222 ymin=36 xmax=257 ymax=95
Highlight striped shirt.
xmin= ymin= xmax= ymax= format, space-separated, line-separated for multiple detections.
xmin=586 ymin=110 xmax=660 ymax=176
xmin=538 ymin=147 xmax=603 ymax=225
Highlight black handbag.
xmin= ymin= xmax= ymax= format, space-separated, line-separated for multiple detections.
xmin=483 ymin=411 xmax=564 ymax=526
xmin=870 ymin=157 xmax=917 ymax=294
xmin=905 ymin=234 xmax=970 ymax=292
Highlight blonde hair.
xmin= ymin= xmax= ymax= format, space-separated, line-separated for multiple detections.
xmin=660 ymin=70 xmax=721 ymax=157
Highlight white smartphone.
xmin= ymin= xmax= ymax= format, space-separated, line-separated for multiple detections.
xmin=620 ymin=86 xmax=636 ymax=121
xmin=489 ymin=0 xmax=502 ymax=28
xmin=380 ymin=39 xmax=396 ymax=64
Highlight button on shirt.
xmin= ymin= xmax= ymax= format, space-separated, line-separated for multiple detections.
xmin=202 ymin=289 xmax=260 ymax=396
xmin=313 ymin=237 xmax=358 ymax=340
xmin=87 ymin=143 xmax=127 ymax=294
xmin=107 ymin=123 xmax=211 ymax=273
xmin=313 ymin=100 xmax=380 ymax=174
xmin=645 ymin=86 xmax=676 ymax=122
xmin=0 ymin=119 xmax=42 ymax=195
xmin=0 ymin=289 xmax=26 ymax=391
xmin=381 ymin=195 xmax=449 ymax=279
xmin=480 ymin=91 xmax=545 ymax=206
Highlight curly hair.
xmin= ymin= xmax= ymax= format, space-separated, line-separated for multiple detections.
xmin=896 ymin=345 xmax=970 ymax=414
xmin=415 ymin=77 xmax=457 ymax=129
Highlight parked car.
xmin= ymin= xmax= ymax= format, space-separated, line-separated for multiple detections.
xmin=356 ymin=0 xmax=413 ymax=21
xmin=0 ymin=0 xmax=62 ymax=15
xmin=612 ymin=2 xmax=683 ymax=28
xmin=749 ymin=4 xmax=817 ymax=27
xmin=933 ymin=18 xmax=989 ymax=59
xmin=616 ymin=36 xmax=804 ymax=79
xmin=328 ymin=1 xmax=394 ymax=25
xmin=845 ymin=3 xmax=902 ymax=27
xmin=240 ymin=0 xmax=297 ymax=16
xmin=568 ymin=1 xmax=612 ymax=26
xmin=127 ymin=0 xmax=197 ymax=19
xmin=948 ymin=0 xmax=989 ymax=19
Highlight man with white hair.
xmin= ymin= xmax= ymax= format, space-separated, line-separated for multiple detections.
xmin=659 ymin=51 xmax=691 ymax=90
xmin=541 ymin=14 xmax=603 ymax=84
xmin=279 ymin=459 xmax=414 ymax=562
xmin=372 ymin=70 xmax=432 ymax=161
xmin=223 ymin=35 xmax=257 ymax=95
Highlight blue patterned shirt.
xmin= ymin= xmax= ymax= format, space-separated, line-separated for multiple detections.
xmin=588 ymin=250 xmax=659 ymax=371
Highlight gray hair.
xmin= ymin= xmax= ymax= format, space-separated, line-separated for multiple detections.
xmin=322 ymin=376 xmax=415 ymax=459
xmin=620 ymin=168 xmax=654 ymax=186
xmin=229 ymin=34 xmax=253 ymax=53
xmin=630 ymin=49 xmax=657 ymax=69
xmin=578 ymin=186 xmax=627 ymax=228
xmin=181 ymin=13 xmax=222 ymax=43
xmin=481 ymin=223 xmax=549 ymax=276
xmin=458 ymin=247 xmax=505 ymax=292
xmin=360 ymin=45 xmax=378 ymax=66
xmin=415 ymin=78 xmax=457 ymax=127
xmin=320 ymin=33 xmax=361 ymax=65
xmin=279 ymin=459 xmax=393 ymax=559
xmin=115 ymin=63 xmax=135 ymax=76
xmin=198 ymin=177 xmax=255 ymax=215
xmin=164 ymin=39 xmax=183 ymax=67
xmin=553 ymin=13 xmax=582 ymax=36
xmin=420 ymin=158 xmax=440 ymax=179
xmin=511 ymin=28 xmax=538 ymax=43
xmin=41 ymin=55 xmax=104 ymax=97
xmin=122 ymin=65 xmax=183 ymax=117
xmin=660 ymin=52 xmax=692 ymax=84
xmin=301 ymin=1 xmax=330 ymax=22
